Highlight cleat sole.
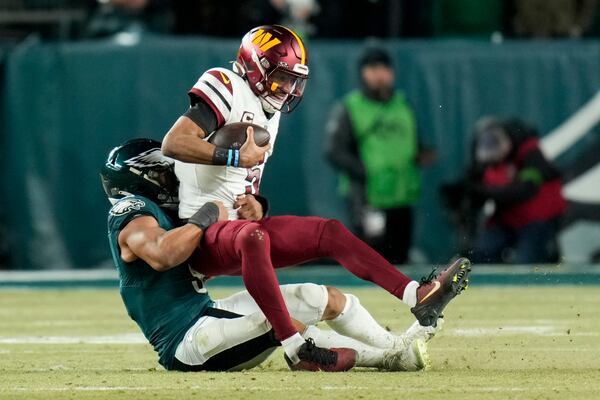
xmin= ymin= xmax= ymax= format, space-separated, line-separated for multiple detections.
xmin=413 ymin=339 xmax=431 ymax=371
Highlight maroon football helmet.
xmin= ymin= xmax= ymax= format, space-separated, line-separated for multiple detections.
xmin=235 ymin=25 xmax=309 ymax=113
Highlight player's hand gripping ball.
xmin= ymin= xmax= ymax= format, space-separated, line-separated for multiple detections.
xmin=208 ymin=122 xmax=270 ymax=149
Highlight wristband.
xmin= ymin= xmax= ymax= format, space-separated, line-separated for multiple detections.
xmin=188 ymin=202 xmax=220 ymax=231
xmin=213 ymin=147 xmax=228 ymax=165
xmin=233 ymin=149 xmax=240 ymax=167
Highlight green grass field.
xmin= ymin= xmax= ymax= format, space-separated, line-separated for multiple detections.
xmin=1 ymin=286 xmax=599 ymax=400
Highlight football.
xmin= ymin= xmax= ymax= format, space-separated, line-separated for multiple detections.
xmin=207 ymin=122 xmax=270 ymax=149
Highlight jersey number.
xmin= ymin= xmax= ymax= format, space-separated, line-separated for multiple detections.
xmin=244 ymin=167 xmax=261 ymax=195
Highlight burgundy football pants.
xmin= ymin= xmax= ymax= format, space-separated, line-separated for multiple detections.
xmin=193 ymin=216 xmax=413 ymax=341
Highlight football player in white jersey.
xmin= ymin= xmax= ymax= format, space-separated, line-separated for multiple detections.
xmin=162 ymin=25 xmax=471 ymax=372
xmin=163 ymin=24 xmax=306 ymax=220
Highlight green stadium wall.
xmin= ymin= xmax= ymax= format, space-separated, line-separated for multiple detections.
xmin=2 ymin=34 xmax=599 ymax=269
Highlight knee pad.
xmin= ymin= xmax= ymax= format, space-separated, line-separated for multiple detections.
xmin=190 ymin=312 xmax=273 ymax=363
xmin=298 ymin=283 xmax=328 ymax=310
xmin=280 ymin=283 xmax=328 ymax=325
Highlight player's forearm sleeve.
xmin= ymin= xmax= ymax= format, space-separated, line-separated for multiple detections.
xmin=188 ymin=202 xmax=220 ymax=231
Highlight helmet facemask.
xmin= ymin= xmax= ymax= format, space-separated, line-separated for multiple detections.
xmin=260 ymin=67 xmax=307 ymax=113
xmin=137 ymin=166 xmax=180 ymax=210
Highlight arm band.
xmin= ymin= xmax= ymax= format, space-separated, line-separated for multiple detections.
xmin=183 ymin=99 xmax=218 ymax=133
xmin=188 ymin=202 xmax=220 ymax=231
xmin=212 ymin=147 xmax=240 ymax=167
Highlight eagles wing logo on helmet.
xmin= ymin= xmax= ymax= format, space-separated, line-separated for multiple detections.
xmin=110 ymin=198 xmax=146 ymax=216
xmin=124 ymin=148 xmax=172 ymax=169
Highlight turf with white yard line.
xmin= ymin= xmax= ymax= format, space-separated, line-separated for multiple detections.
xmin=1 ymin=286 xmax=599 ymax=400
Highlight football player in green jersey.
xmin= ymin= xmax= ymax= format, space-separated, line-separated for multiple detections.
xmin=101 ymin=139 xmax=437 ymax=372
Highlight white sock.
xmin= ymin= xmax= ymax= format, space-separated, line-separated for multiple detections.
xmin=326 ymin=293 xmax=397 ymax=349
xmin=280 ymin=332 xmax=305 ymax=364
xmin=402 ymin=280 xmax=419 ymax=308
xmin=303 ymin=325 xmax=386 ymax=368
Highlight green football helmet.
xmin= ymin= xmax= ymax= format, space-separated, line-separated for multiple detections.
xmin=100 ymin=138 xmax=179 ymax=209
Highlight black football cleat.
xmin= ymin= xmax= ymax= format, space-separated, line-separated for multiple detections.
xmin=411 ymin=257 xmax=471 ymax=327
xmin=284 ymin=338 xmax=357 ymax=372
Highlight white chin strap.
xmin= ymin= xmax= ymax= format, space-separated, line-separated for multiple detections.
xmin=260 ymin=95 xmax=283 ymax=114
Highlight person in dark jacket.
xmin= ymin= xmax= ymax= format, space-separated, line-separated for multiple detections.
xmin=442 ymin=117 xmax=566 ymax=264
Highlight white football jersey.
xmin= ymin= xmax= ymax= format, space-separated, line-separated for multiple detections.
xmin=175 ymin=67 xmax=281 ymax=220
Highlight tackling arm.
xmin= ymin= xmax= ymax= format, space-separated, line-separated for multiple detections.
xmin=118 ymin=215 xmax=203 ymax=271
xmin=118 ymin=201 xmax=228 ymax=271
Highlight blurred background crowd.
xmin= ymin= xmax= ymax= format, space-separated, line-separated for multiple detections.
xmin=1 ymin=0 xmax=600 ymax=41
xmin=1 ymin=0 xmax=599 ymax=270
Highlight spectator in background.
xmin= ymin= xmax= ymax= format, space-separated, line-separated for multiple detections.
xmin=433 ymin=0 xmax=504 ymax=37
xmin=269 ymin=0 xmax=319 ymax=38
xmin=324 ymin=45 xmax=435 ymax=264
xmin=510 ymin=0 xmax=598 ymax=38
xmin=441 ymin=117 xmax=567 ymax=264
xmin=171 ymin=0 xmax=318 ymax=38
xmin=172 ymin=0 xmax=264 ymax=37
xmin=85 ymin=0 xmax=172 ymax=37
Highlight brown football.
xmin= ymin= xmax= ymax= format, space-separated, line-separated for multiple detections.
xmin=207 ymin=122 xmax=270 ymax=149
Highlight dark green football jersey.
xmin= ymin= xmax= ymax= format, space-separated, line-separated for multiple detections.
xmin=107 ymin=195 xmax=213 ymax=370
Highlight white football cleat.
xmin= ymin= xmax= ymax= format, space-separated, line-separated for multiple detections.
xmin=403 ymin=316 xmax=444 ymax=343
xmin=381 ymin=338 xmax=430 ymax=372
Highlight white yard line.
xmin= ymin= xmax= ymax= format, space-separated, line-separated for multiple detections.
xmin=0 ymin=323 xmax=596 ymax=346
xmin=0 ymin=320 xmax=122 ymax=327
xmin=447 ymin=325 xmax=598 ymax=337
xmin=435 ymin=347 xmax=599 ymax=352
xmin=4 ymin=385 xmax=563 ymax=393
xmin=0 ymin=333 xmax=146 ymax=344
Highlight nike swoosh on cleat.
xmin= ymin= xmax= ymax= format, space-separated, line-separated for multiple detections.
xmin=219 ymin=72 xmax=231 ymax=84
xmin=419 ymin=281 xmax=441 ymax=303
